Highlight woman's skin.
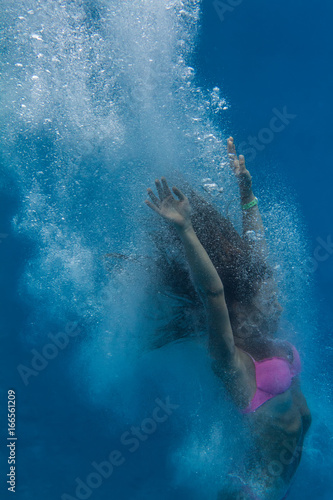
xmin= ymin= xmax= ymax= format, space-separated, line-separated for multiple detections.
xmin=228 ymin=136 xmax=283 ymax=337
xmin=145 ymin=138 xmax=311 ymax=499
xmin=227 ymin=136 xmax=266 ymax=253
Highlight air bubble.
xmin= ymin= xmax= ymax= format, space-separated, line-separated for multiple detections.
xmin=203 ymin=134 xmax=216 ymax=141
xmin=244 ymin=230 xmax=257 ymax=242
xmin=202 ymin=180 xmax=223 ymax=196
xmin=210 ymin=87 xmax=229 ymax=114
xmin=182 ymin=66 xmax=194 ymax=80
xmin=31 ymin=34 xmax=43 ymax=41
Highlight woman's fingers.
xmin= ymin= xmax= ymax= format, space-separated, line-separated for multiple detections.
xmin=145 ymin=199 xmax=161 ymax=214
xmin=228 ymin=137 xmax=238 ymax=173
xmin=161 ymin=177 xmax=173 ymax=198
xmin=228 ymin=137 xmax=250 ymax=180
xmin=227 ymin=136 xmax=236 ymax=155
xmin=147 ymin=188 xmax=161 ymax=207
xmin=238 ymin=155 xmax=246 ymax=173
xmin=172 ymin=186 xmax=185 ymax=201
xmin=228 ymin=137 xmax=237 ymax=165
xmin=154 ymin=177 xmax=175 ymax=201
xmin=154 ymin=179 xmax=164 ymax=200
xmin=146 ymin=178 xmax=184 ymax=211
xmin=238 ymin=156 xmax=251 ymax=182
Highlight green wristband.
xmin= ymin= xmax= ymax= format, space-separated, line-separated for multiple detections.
xmin=242 ymin=197 xmax=258 ymax=211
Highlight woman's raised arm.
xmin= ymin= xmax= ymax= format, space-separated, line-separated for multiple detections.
xmin=228 ymin=137 xmax=267 ymax=256
xmin=145 ymin=178 xmax=236 ymax=363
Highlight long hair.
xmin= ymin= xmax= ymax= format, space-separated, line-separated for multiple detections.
xmin=189 ymin=190 xmax=270 ymax=305
xmin=147 ymin=189 xmax=272 ymax=349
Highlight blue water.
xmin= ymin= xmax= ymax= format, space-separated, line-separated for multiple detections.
xmin=0 ymin=1 xmax=332 ymax=499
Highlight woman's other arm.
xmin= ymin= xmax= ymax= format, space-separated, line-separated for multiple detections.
xmin=228 ymin=137 xmax=284 ymax=331
xmin=228 ymin=137 xmax=267 ymax=256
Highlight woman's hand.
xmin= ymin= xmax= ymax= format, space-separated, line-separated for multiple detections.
xmin=145 ymin=177 xmax=192 ymax=231
xmin=228 ymin=137 xmax=253 ymax=202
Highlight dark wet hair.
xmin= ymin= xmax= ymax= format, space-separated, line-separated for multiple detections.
xmin=147 ymin=189 xmax=272 ymax=349
xmin=189 ymin=191 xmax=270 ymax=304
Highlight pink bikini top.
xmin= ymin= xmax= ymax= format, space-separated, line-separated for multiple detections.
xmin=242 ymin=344 xmax=302 ymax=414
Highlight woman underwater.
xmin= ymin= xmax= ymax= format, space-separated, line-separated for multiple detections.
xmin=145 ymin=137 xmax=312 ymax=500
